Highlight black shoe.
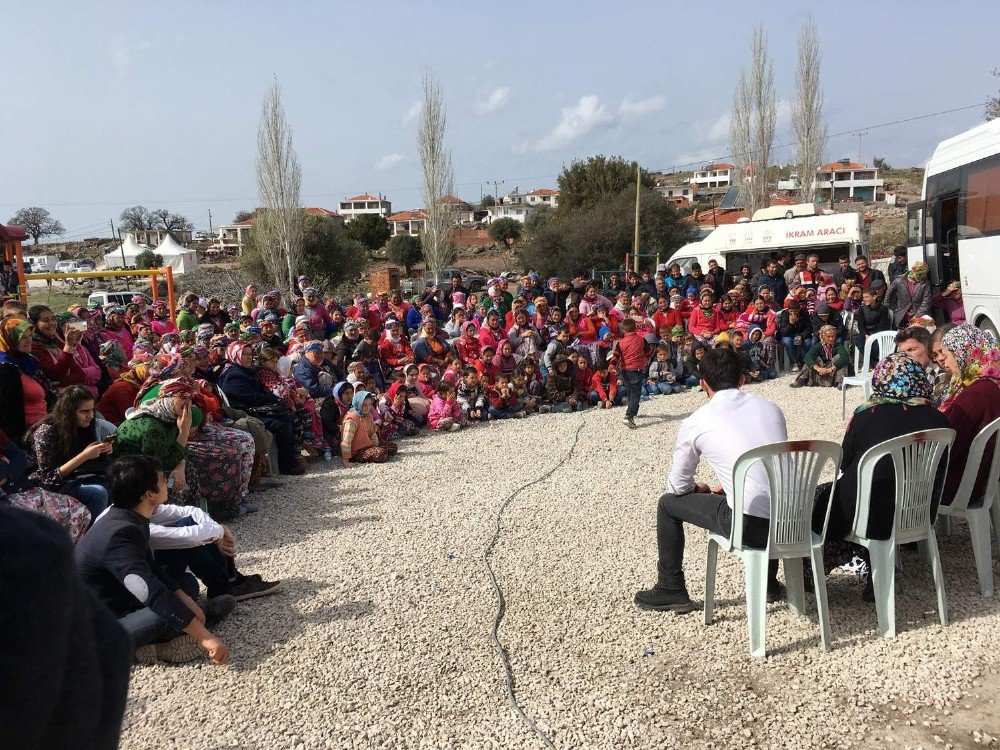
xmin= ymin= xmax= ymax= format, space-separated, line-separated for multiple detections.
xmin=789 ymin=381 xmax=804 ymax=389
xmin=228 ymin=577 xmax=283 ymax=602
xmin=634 ymin=586 xmax=697 ymax=613
xmin=625 ymin=417 xmax=637 ymax=430
xmin=203 ymin=594 xmax=237 ymax=627
xmin=766 ymin=580 xmax=786 ymax=603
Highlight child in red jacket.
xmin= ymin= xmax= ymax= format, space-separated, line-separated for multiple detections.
xmin=487 ymin=373 xmax=525 ymax=420
xmin=572 ymin=352 xmax=593 ymax=404
xmin=588 ymin=360 xmax=623 ymax=408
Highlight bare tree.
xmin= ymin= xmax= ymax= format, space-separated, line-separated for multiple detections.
xmin=150 ymin=208 xmax=193 ymax=232
xmin=792 ymin=17 xmax=827 ymax=203
xmin=731 ymin=25 xmax=776 ymax=216
xmin=7 ymin=207 xmax=65 ymax=244
xmin=987 ymin=68 xmax=1000 ymax=121
xmin=255 ymin=78 xmax=303 ymax=297
xmin=119 ymin=205 xmax=154 ymax=231
xmin=417 ymin=72 xmax=455 ymax=282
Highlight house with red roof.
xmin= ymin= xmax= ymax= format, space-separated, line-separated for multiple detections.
xmin=689 ymin=163 xmax=737 ymax=190
xmin=812 ymin=159 xmax=884 ymax=202
xmin=338 ymin=193 xmax=392 ymax=223
xmin=523 ymin=188 xmax=559 ymax=209
xmin=387 ymin=209 xmax=428 ymax=237
xmin=213 ymin=207 xmax=343 ymax=254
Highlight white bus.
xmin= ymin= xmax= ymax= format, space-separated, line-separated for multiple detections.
xmin=666 ymin=207 xmax=868 ymax=277
xmin=906 ymin=118 xmax=1000 ymax=336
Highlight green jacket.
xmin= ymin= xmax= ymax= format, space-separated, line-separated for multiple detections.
xmin=175 ymin=309 xmax=199 ymax=331
xmin=804 ymin=341 xmax=849 ymax=370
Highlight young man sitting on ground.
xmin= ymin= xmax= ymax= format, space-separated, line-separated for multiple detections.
xmin=75 ymin=454 xmax=233 ymax=665
xmin=634 ymin=348 xmax=788 ymax=612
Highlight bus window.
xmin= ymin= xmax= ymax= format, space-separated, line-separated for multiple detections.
xmin=672 ymin=257 xmax=697 ymax=275
xmin=963 ymin=152 xmax=1000 ymax=237
xmin=907 ymin=202 xmax=924 ymax=247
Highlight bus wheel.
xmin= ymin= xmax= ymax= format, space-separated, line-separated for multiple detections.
xmin=978 ymin=316 xmax=998 ymax=341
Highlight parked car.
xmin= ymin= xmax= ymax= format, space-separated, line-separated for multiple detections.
xmin=55 ymin=260 xmax=79 ymax=273
xmin=87 ymin=291 xmax=152 ymax=309
xmin=401 ymin=268 xmax=487 ymax=296
xmin=78 ymin=260 xmax=97 ymax=271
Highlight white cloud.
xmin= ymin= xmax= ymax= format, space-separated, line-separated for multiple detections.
xmin=534 ymin=95 xmax=613 ymax=151
xmin=618 ymin=95 xmax=668 ymax=118
xmin=707 ymin=111 xmax=731 ymax=142
xmin=476 ymin=86 xmax=511 ymax=114
xmin=375 ymin=153 xmax=406 ymax=171
xmin=400 ymin=100 xmax=421 ymax=125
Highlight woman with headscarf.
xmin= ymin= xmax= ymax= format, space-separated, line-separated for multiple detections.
xmin=508 ymin=308 xmax=541 ymax=362
xmin=100 ymin=306 xmax=135 ymax=361
xmin=0 ymin=317 xmax=53 ymax=443
xmin=811 ymin=353 xmax=951 ymax=598
xmin=937 ymin=325 xmax=1000 ymax=507
xmin=257 ymin=346 xmax=330 ymax=461
xmin=150 ymin=299 xmax=179 ymax=336
xmin=886 ymin=261 xmax=932 ymax=328
xmin=339 ymin=390 xmax=398 ymax=466
xmin=218 ymin=341 xmax=302 ymax=475
xmin=241 ymin=285 xmax=259 ymax=316
xmin=377 ymin=319 xmax=414 ymax=370
xmin=688 ymin=291 xmax=722 ymax=343
xmin=478 ymin=308 xmax=506 ymax=353
xmin=98 ymin=340 xmax=127 ymax=380
xmin=791 ymin=324 xmax=849 ymax=388
xmin=28 ymin=305 xmax=103 ymax=397
xmin=412 ymin=318 xmax=452 ymax=368
xmin=301 ymin=287 xmax=333 ymax=339
xmin=96 ymin=360 xmax=150 ymax=426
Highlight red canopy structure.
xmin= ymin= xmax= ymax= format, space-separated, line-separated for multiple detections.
xmin=0 ymin=223 xmax=29 ymax=299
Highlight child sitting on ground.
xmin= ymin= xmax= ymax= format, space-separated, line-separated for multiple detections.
xmin=441 ymin=355 xmax=464 ymax=386
xmin=545 ymin=354 xmax=581 ymax=413
xmin=475 ymin=345 xmax=498 ymax=386
xmin=646 ymin=344 xmax=683 ymax=396
xmin=456 ymin=367 xmax=487 ymax=421
xmin=428 ymin=381 xmax=465 ymax=431
xmin=746 ymin=326 xmax=778 ymax=381
xmin=573 ymin=352 xmax=593 ymax=406
xmin=729 ymin=330 xmax=757 ymax=382
xmin=488 ymin=373 xmax=526 ymax=420
xmin=588 ymin=360 xmax=621 ymax=408
xmin=511 ymin=369 xmax=543 ymax=413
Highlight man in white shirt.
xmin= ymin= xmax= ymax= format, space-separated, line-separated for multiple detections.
xmin=634 ymin=348 xmax=788 ymax=612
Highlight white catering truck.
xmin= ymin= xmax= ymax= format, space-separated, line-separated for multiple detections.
xmin=665 ymin=207 xmax=869 ymax=277
xmin=906 ymin=118 xmax=1000 ymax=336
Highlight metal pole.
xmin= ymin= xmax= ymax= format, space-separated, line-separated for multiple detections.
xmin=633 ymin=163 xmax=641 ymax=274
xmin=165 ymin=265 xmax=176 ymax=320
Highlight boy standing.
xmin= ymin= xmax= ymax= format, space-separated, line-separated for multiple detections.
xmin=615 ymin=318 xmax=649 ymax=429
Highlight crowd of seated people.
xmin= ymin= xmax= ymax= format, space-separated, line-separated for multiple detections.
xmin=0 ymin=253 xmax=991 ymax=663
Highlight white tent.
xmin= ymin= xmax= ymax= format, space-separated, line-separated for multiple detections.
xmin=153 ymin=233 xmax=199 ymax=275
xmin=103 ymin=233 xmax=151 ymax=269
xmin=102 ymin=232 xmax=199 ymax=275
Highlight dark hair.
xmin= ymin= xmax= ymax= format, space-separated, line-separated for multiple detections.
xmin=931 ymin=322 xmax=956 ymax=344
xmin=620 ymin=318 xmax=636 ymax=332
xmin=698 ymin=348 xmax=742 ymax=392
xmin=108 ymin=454 xmax=164 ymax=509
xmin=437 ymin=381 xmax=454 ymax=396
xmin=24 ymin=385 xmax=97 ymax=464
xmin=855 ymin=254 xmax=868 ymax=263
xmin=895 ymin=326 xmax=931 ymax=348
xmin=184 ymin=294 xmax=198 ymax=305
xmin=462 ymin=366 xmax=479 ymax=377
xmin=27 ymin=304 xmax=51 ymax=325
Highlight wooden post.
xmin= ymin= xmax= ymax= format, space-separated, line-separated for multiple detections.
xmin=14 ymin=240 xmax=26 ymax=301
xmin=150 ymin=272 xmax=159 ymax=303
xmin=165 ymin=266 xmax=176 ymax=320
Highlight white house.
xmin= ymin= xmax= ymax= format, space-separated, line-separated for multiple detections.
xmin=655 ymin=184 xmax=695 ymax=203
xmin=439 ymin=195 xmax=476 ymax=224
xmin=523 ymin=188 xmax=559 ymax=209
xmin=387 ymin=209 xmax=427 ymax=237
xmin=487 ymin=203 xmax=533 ymax=224
xmin=811 ymin=160 xmax=884 ymax=202
xmin=213 ymin=220 xmax=252 ymax=255
xmin=689 ymin=163 xmax=737 ymax=190
xmin=338 ymin=193 xmax=392 ymax=222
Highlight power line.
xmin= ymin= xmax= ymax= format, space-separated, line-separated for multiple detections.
xmin=0 ymin=101 xmax=985 ymax=209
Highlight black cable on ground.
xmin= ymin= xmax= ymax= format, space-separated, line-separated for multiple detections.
xmin=483 ymin=415 xmax=586 ymax=750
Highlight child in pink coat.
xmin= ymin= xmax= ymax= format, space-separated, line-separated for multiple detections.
xmin=428 ymin=381 xmax=466 ymax=431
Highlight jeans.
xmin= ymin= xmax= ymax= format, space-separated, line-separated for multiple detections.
xmin=589 ymin=389 xmax=624 ymax=406
xmin=154 ymin=517 xmax=236 ymax=598
xmin=621 ymin=369 xmax=644 ymax=419
xmin=780 ymin=336 xmax=804 ymax=365
xmin=549 ymin=400 xmax=583 ymax=413
xmin=488 ymin=405 xmax=521 ymax=419
xmin=683 ymin=374 xmax=699 ymax=387
xmin=118 ymin=571 xmax=199 ymax=647
xmin=62 ymin=480 xmax=109 ymax=523
xmin=656 ymin=492 xmax=776 ymax=590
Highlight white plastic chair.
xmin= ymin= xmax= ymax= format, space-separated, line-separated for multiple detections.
xmin=845 ymin=428 xmax=955 ymax=638
xmin=841 ymin=330 xmax=897 ymax=419
xmin=704 ymin=440 xmax=843 ymax=658
xmin=937 ymin=417 xmax=1000 ymax=597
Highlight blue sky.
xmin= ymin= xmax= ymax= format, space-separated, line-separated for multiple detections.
xmin=1 ymin=0 xmax=996 ymax=237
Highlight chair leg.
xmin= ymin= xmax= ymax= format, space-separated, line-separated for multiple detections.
xmin=968 ymin=510 xmax=994 ymax=598
xmin=810 ymin=547 xmax=832 ymax=651
xmin=869 ymin=541 xmax=897 ymax=638
xmin=841 ymin=384 xmax=847 ymax=420
xmin=704 ymin=539 xmax=719 ymax=626
xmin=926 ymin=532 xmax=949 ymax=626
xmin=991 ymin=503 xmax=1000 ymax=553
xmin=917 ymin=539 xmax=930 ymax=565
xmin=784 ymin=557 xmax=806 ymax=617
xmin=936 ymin=514 xmax=952 ymax=537
xmin=744 ymin=552 xmax=768 ymax=658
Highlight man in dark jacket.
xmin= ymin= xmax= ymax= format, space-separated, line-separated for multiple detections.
xmin=831 ymin=255 xmax=860 ymax=288
xmin=886 ymin=246 xmax=909 ymax=283
xmin=755 ymin=261 xmax=789 ymax=305
xmin=294 ymin=341 xmax=340 ymax=398
xmin=682 ymin=263 xmax=707 ymax=294
xmin=853 ymin=255 xmax=886 ymax=291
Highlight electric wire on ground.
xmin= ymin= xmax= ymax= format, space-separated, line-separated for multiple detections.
xmin=483 ymin=416 xmax=586 ymax=750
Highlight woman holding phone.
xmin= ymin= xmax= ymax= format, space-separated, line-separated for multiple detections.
xmin=28 ymin=305 xmax=102 ymax=396
xmin=24 ymin=385 xmax=114 ymax=522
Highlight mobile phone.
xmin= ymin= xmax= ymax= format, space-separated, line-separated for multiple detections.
xmin=103 ymin=434 xmax=115 ymax=444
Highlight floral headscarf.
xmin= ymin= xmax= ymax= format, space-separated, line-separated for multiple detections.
xmin=120 ymin=361 xmax=150 ymax=388
xmin=908 ymin=262 xmax=930 ymax=283
xmin=128 ymin=377 xmax=192 ymax=422
xmin=226 ymin=341 xmax=253 ymax=367
xmin=939 ymin=324 xmax=1000 ymax=411
xmin=855 ymin=352 xmax=933 ymax=415
xmin=99 ymin=340 xmax=126 ymax=369
xmin=149 ymin=352 xmax=182 ymax=380
xmin=0 ymin=319 xmax=39 ymax=376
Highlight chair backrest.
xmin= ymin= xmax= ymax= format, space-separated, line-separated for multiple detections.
xmin=730 ymin=440 xmax=843 ymax=556
xmin=868 ymin=330 xmax=898 ymax=368
xmin=852 ymin=428 xmax=956 ymax=543
xmin=947 ymin=417 xmax=1000 ymax=513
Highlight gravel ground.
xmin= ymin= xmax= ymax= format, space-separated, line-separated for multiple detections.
xmin=120 ymin=374 xmax=1000 ymax=749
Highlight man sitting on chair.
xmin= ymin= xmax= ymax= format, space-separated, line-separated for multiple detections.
xmin=634 ymin=348 xmax=788 ymax=612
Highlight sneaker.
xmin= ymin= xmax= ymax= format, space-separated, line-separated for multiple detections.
xmin=766 ymin=580 xmax=786 ymax=603
xmin=155 ymin=635 xmax=203 ymax=664
xmin=227 ymin=578 xmax=283 ymax=602
xmin=448 ymin=423 xmax=462 ymax=432
xmin=624 ymin=417 xmax=637 ymax=429
xmin=203 ymin=594 xmax=237 ymax=627
xmin=634 ymin=586 xmax=697 ymax=613
xmin=241 ymin=499 xmax=260 ymax=514
xmin=487 ymin=413 xmax=496 ymax=421
xmin=513 ymin=411 xmax=527 ymax=419
xmin=539 ymin=405 xmax=551 ymax=414
xmin=322 ymin=449 xmax=332 ymax=462
xmin=134 ymin=644 xmax=160 ymax=665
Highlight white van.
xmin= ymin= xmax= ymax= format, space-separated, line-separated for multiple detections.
xmin=666 ymin=210 xmax=868 ymax=276
xmin=24 ymin=254 xmax=59 ymax=273
xmin=87 ymin=291 xmax=153 ymax=308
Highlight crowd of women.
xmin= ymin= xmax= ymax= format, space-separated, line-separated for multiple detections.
xmin=0 ymin=256 xmax=993 ymax=662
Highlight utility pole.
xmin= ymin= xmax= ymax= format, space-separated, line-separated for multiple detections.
xmin=856 ymin=131 xmax=867 ymax=164
xmin=633 ymin=163 xmax=641 ymax=274
xmin=488 ymin=180 xmax=503 ymax=207
xmin=111 ymin=219 xmax=130 ymax=291
xmin=207 ymin=209 xmax=213 ymax=234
